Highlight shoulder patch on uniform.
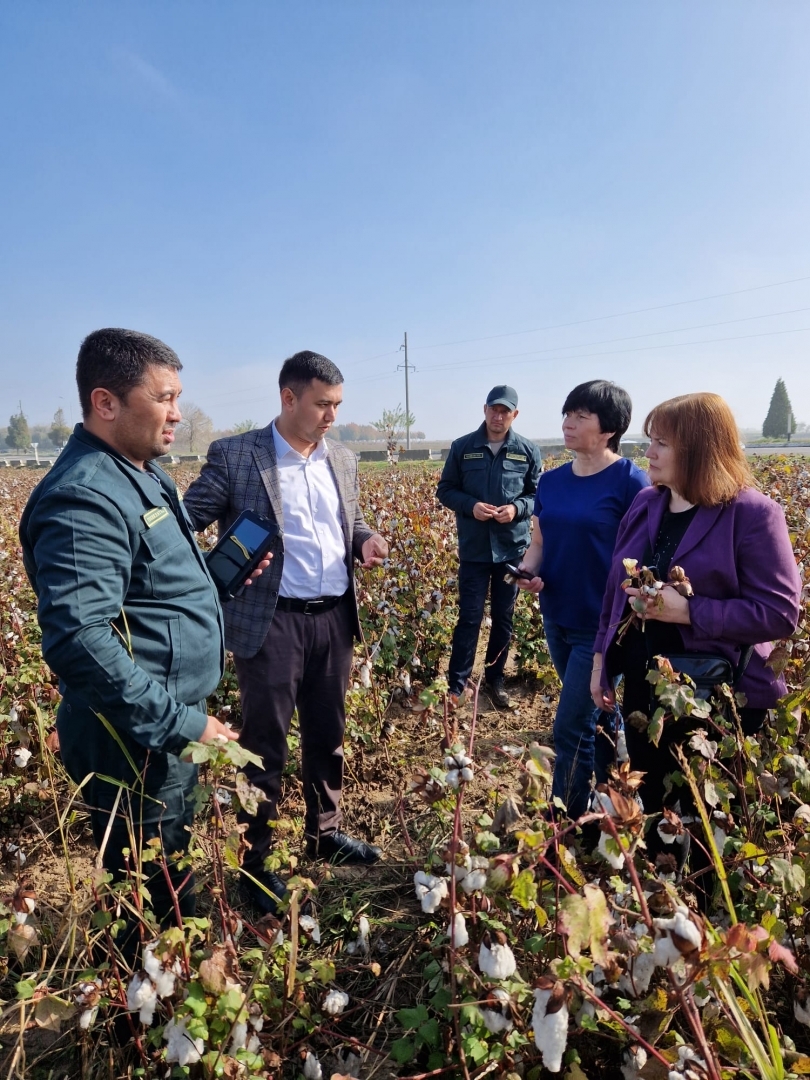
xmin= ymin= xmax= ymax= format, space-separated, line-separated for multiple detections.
xmin=143 ymin=507 xmax=170 ymax=528
xmin=505 ymin=452 xmax=527 ymax=461
xmin=463 ymin=452 xmax=485 ymax=460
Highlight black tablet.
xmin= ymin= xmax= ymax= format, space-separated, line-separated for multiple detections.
xmin=205 ymin=510 xmax=279 ymax=601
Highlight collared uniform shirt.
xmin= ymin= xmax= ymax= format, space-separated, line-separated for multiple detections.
xmin=436 ymin=422 xmax=541 ymax=563
xmin=271 ymin=423 xmax=349 ymax=599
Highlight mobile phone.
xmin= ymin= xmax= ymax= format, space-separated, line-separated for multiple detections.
xmin=504 ymin=561 xmax=535 ymax=581
xmin=205 ymin=510 xmax=279 ymax=601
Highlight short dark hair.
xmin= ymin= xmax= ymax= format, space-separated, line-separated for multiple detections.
xmin=278 ymin=351 xmax=343 ymax=397
xmin=76 ymin=328 xmax=182 ymax=417
xmin=561 ymin=379 xmax=632 ymax=453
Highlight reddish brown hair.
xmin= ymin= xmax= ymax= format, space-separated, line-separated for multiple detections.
xmin=643 ymin=393 xmax=752 ymax=506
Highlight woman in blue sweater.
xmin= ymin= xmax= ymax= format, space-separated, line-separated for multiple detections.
xmin=518 ymin=380 xmax=649 ymax=818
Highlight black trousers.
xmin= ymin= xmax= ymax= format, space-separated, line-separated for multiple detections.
xmin=447 ymin=560 xmax=518 ymax=696
xmin=86 ymin=757 xmax=198 ymax=963
xmin=234 ymin=594 xmax=355 ymax=871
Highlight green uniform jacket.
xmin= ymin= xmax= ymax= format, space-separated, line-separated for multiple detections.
xmin=20 ymin=425 xmax=225 ymax=785
xmin=436 ymin=423 xmax=541 ymax=563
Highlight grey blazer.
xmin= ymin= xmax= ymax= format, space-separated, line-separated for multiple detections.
xmin=183 ymin=424 xmax=375 ymax=659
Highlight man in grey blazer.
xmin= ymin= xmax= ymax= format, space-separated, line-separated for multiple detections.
xmin=184 ymin=351 xmax=387 ymax=915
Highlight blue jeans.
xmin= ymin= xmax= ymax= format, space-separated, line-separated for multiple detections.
xmin=544 ymin=620 xmax=598 ymax=819
xmin=447 ymin=561 xmax=518 ymax=696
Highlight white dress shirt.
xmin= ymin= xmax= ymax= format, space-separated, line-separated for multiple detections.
xmin=272 ymin=423 xmax=350 ymax=599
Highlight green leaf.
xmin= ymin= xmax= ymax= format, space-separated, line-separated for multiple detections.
xmin=558 ymin=883 xmax=612 ymax=965
xmin=309 ymin=959 xmax=336 ymax=985
xmin=390 ymin=1037 xmax=415 ymax=1064
xmin=184 ymin=981 xmax=209 ymax=1017
xmin=511 ymin=868 xmax=538 ymax=910
xmin=770 ymin=857 xmax=805 ymax=893
xmin=16 ymin=979 xmax=37 ymax=1000
xmin=396 ymin=1004 xmax=430 ymax=1030
xmin=418 ymin=1017 xmax=441 ymax=1049
xmin=475 ymin=830 xmax=500 ymax=852
xmin=647 ymin=708 xmax=665 ymax=747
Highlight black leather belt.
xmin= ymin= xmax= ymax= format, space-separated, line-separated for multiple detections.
xmin=275 ymin=592 xmax=346 ymax=615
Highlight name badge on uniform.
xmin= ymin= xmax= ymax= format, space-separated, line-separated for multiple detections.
xmin=142 ymin=507 xmax=170 ymax=528
xmin=463 ymin=452 xmax=484 ymax=460
xmin=505 ymin=452 xmax=527 ymax=462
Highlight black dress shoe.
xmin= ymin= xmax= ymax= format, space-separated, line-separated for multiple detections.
xmin=486 ymin=677 xmax=510 ymax=709
xmin=306 ymin=830 xmax=382 ymax=865
xmin=239 ymin=869 xmax=288 ymax=917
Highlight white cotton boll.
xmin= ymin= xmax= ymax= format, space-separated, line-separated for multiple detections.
xmin=795 ymin=999 xmax=810 ymax=1027
xmin=402 ymin=671 xmax=411 ymax=694
xmin=480 ymin=990 xmax=513 ymax=1034
xmin=13 ymin=910 xmax=29 ymax=925
xmin=592 ymin=789 xmax=617 ymax=816
xmin=246 ymin=1033 xmax=261 ymax=1053
xmin=478 ymin=939 xmax=517 ymax=980
xmin=299 ymin=914 xmax=321 ymax=944
xmin=214 ymin=787 xmax=232 ymax=807
xmin=656 ymin=820 xmax=683 ymax=846
xmin=446 ymin=856 xmax=472 ymax=881
xmin=713 ymin=826 xmax=727 ymax=855
xmin=13 ymin=747 xmax=32 ymax=768
xmin=597 ymin=831 xmax=625 ymax=869
xmin=532 ymin=988 xmax=569 ymax=1073
xmin=461 ymin=869 xmax=488 ymax=894
xmin=303 ymin=1051 xmax=323 ymax=1080
xmin=143 ymin=942 xmax=181 ymax=999
xmin=322 ymin=989 xmax=349 ymax=1016
xmin=126 ymin=972 xmax=158 ymax=1025
xmin=6 ymin=843 xmax=26 ymax=867
xmin=229 ymin=1020 xmax=248 ymax=1054
xmin=460 ymin=766 xmax=474 ymax=782
xmin=450 ymin=912 xmax=469 ymax=947
xmin=652 ymin=934 xmax=683 ymax=969
xmin=359 ymin=663 xmax=372 ymax=689
xmin=414 ymin=871 xmax=448 ymax=914
xmin=617 ymin=952 xmax=656 ymax=997
xmin=654 ymin=909 xmax=701 ymax=951
xmin=445 ymin=769 xmax=460 ymax=789
xmin=9 ymin=706 xmax=18 ymax=723
xmin=79 ymin=1007 xmax=98 ymax=1030
xmin=622 ymin=1046 xmax=648 ymax=1080
xmin=164 ymin=1016 xmax=204 ymax=1066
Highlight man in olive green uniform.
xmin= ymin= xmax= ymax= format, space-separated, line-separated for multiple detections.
xmin=437 ymin=385 xmax=540 ymax=707
xmin=20 ymin=328 xmax=238 ymax=927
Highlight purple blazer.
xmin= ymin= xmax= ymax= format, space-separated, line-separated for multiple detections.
xmin=594 ymin=485 xmax=801 ymax=709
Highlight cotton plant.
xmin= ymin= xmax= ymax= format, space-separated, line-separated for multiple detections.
xmin=345 ymin=914 xmax=370 ymax=955
xmin=413 ymin=871 xmax=448 ymax=914
xmin=479 ymin=988 xmax=513 ymax=1034
xmin=322 ymin=988 xmax=350 ymax=1016
xmin=478 ymin=930 xmax=517 ymax=980
xmin=444 ymin=746 xmax=474 ymax=789
xmin=164 ymin=1015 xmax=204 ymax=1066
xmin=532 ymin=980 xmax=569 ymax=1074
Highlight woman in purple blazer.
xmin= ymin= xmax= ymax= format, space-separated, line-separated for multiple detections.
xmin=591 ymin=392 xmax=801 ymax=827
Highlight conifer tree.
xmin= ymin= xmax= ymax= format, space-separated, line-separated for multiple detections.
xmin=6 ymin=408 xmax=30 ymax=450
xmin=762 ymin=379 xmax=796 ymax=440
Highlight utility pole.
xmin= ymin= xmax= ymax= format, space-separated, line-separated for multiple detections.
xmin=397 ymin=331 xmax=415 ymax=449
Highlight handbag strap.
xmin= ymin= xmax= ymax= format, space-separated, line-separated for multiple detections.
xmin=733 ymin=645 xmax=754 ymax=684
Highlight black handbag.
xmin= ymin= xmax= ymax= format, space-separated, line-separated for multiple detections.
xmin=656 ymin=647 xmax=754 ymax=700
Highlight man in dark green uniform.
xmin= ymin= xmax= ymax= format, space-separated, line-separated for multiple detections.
xmin=437 ymin=385 xmax=540 ymax=708
xmin=20 ymin=328 xmax=239 ymax=929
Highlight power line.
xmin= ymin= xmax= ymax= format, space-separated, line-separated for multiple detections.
xmin=413 ymin=304 xmax=810 ymax=372
xmin=405 ymin=272 xmax=810 ymax=353
xmin=419 ymin=323 xmax=810 ymax=375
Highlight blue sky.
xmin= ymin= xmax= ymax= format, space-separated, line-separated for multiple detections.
xmin=2 ymin=1 xmax=809 ymax=439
